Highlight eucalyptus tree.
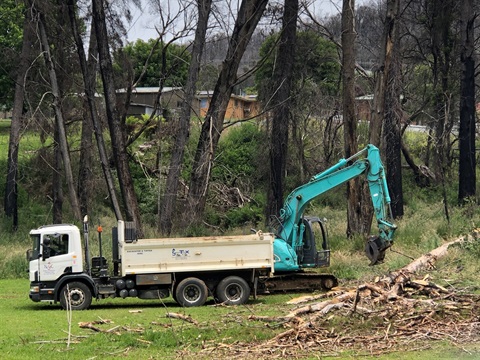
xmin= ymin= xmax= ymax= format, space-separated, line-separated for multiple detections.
xmin=4 ymin=0 xmax=32 ymax=229
xmin=458 ymin=0 xmax=476 ymax=204
xmin=264 ymin=0 xmax=299 ymax=222
xmin=341 ymin=0 xmax=368 ymax=237
xmin=160 ymin=0 xmax=213 ymax=235
xmin=92 ymin=0 xmax=143 ymax=234
xmin=186 ymin=0 xmax=269 ymax=225
xmin=67 ymin=0 xmax=123 ymax=220
xmin=369 ymin=0 xmax=403 ymax=219
xmin=36 ymin=2 xmax=82 ymax=222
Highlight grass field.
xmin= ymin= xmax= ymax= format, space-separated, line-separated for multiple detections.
xmin=2 ymin=199 xmax=480 ymax=359
xmin=2 ymin=248 xmax=479 ymax=360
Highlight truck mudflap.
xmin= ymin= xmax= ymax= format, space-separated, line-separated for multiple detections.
xmin=258 ymin=272 xmax=338 ymax=293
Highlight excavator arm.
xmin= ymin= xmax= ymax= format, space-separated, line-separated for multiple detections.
xmin=275 ymin=144 xmax=397 ymax=266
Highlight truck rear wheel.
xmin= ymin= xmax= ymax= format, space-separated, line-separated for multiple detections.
xmin=59 ymin=282 xmax=92 ymax=310
xmin=216 ymin=276 xmax=250 ymax=305
xmin=175 ymin=277 xmax=208 ymax=307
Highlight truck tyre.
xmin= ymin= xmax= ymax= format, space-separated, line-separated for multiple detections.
xmin=175 ymin=277 xmax=208 ymax=307
xmin=59 ymin=282 xmax=92 ymax=310
xmin=216 ymin=276 xmax=250 ymax=305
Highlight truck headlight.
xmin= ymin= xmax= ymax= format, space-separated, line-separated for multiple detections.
xmin=30 ymin=286 xmax=39 ymax=293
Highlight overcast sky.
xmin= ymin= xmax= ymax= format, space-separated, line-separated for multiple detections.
xmin=125 ymin=0 xmax=355 ymax=42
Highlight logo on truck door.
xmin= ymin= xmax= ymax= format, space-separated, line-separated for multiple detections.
xmin=172 ymin=248 xmax=190 ymax=259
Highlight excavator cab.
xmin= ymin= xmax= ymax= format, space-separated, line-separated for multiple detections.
xmin=299 ymin=216 xmax=330 ymax=268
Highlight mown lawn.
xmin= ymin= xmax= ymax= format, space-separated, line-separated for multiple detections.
xmin=0 ymin=279 xmax=294 ymax=359
xmin=2 ymin=271 xmax=479 ymax=360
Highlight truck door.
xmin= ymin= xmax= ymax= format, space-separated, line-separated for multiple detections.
xmin=39 ymin=233 xmax=75 ymax=281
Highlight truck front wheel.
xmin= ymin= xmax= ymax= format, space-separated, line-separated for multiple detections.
xmin=59 ymin=282 xmax=92 ymax=310
xmin=175 ymin=277 xmax=208 ymax=307
xmin=216 ymin=276 xmax=250 ymax=305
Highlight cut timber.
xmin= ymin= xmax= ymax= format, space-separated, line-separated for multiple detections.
xmin=383 ymin=228 xmax=480 ymax=286
xmin=165 ymin=312 xmax=198 ymax=325
xmin=285 ymin=229 xmax=480 ymax=305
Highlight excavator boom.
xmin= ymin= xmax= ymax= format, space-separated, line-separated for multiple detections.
xmin=275 ymin=144 xmax=397 ymax=268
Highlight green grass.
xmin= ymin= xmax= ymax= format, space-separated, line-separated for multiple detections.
xmin=1 ymin=273 xmax=479 ymax=359
xmin=0 ymin=279 xmax=294 ymax=359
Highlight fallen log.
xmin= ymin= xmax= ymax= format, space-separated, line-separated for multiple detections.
xmin=381 ymin=229 xmax=480 ymax=287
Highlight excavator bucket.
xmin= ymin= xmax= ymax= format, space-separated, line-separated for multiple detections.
xmin=365 ymin=236 xmax=386 ymax=265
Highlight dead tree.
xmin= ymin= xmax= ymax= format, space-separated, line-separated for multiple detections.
xmin=37 ymin=7 xmax=81 ymax=222
xmin=92 ymin=0 xmax=143 ymax=235
xmin=185 ymin=0 xmax=268 ymax=225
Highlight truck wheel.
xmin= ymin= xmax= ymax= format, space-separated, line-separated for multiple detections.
xmin=175 ymin=277 xmax=208 ymax=307
xmin=216 ymin=276 xmax=250 ymax=305
xmin=59 ymin=282 xmax=92 ymax=310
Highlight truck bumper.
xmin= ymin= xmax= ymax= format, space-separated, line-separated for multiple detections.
xmin=29 ymin=283 xmax=55 ymax=303
xmin=29 ymin=292 xmax=41 ymax=302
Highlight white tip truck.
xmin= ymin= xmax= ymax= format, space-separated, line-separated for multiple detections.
xmin=28 ymin=218 xmax=275 ymax=309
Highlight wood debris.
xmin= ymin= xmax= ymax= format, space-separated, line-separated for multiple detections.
xmin=201 ymin=230 xmax=480 ymax=358
xmin=165 ymin=312 xmax=199 ymax=325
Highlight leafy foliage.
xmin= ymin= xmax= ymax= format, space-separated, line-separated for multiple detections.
xmin=0 ymin=0 xmax=23 ymax=109
xmin=255 ymin=30 xmax=340 ymax=102
xmin=207 ymin=123 xmax=268 ymax=228
xmin=115 ymin=39 xmax=191 ymax=88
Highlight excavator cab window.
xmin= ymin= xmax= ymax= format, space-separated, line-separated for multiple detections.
xmin=301 ymin=217 xmax=330 ymax=268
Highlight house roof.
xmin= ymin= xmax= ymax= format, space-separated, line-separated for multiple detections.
xmin=116 ymin=87 xmax=182 ymax=94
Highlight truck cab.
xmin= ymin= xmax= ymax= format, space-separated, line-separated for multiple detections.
xmin=27 ymin=224 xmax=84 ymax=302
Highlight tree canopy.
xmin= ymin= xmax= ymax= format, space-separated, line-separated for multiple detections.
xmin=0 ymin=0 xmax=23 ymax=109
xmin=116 ymin=39 xmax=191 ymax=88
xmin=255 ymin=30 xmax=340 ymax=103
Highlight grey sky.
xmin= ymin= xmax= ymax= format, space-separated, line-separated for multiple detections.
xmin=125 ymin=0 xmax=354 ymax=42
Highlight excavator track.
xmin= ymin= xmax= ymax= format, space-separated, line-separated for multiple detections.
xmin=259 ymin=272 xmax=338 ymax=294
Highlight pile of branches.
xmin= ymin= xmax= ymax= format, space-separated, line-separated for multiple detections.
xmin=199 ymin=231 xmax=480 ymax=359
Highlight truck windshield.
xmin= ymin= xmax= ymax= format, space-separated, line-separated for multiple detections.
xmin=30 ymin=234 xmax=41 ymax=260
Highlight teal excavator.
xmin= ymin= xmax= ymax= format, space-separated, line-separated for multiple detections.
xmin=260 ymin=144 xmax=397 ymax=292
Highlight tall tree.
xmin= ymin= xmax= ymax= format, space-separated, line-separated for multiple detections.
xmin=37 ymin=5 xmax=82 ymax=222
xmin=458 ymin=0 xmax=476 ymax=204
xmin=160 ymin=0 xmax=212 ymax=235
xmin=430 ymin=0 xmax=457 ymax=222
xmin=383 ymin=0 xmax=403 ymax=218
xmin=92 ymin=0 xmax=143 ymax=234
xmin=185 ymin=0 xmax=268 ymax=224
xmin=342 ymin=0 xmax=368 ymax=237
xmin=67 ymin=0 xmax=123 ymax=219
xmin=371 ymin=0 xmax=403 ymax=218
xmin=265 ymin=0 xmax=299 ymax=221
xmin=4 ymin=0 xmax=35 ymax=229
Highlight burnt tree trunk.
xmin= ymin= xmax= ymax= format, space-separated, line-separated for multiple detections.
xmin=37 ymin=9 xmax=81 ymax=222
xmin=186 ymin=0 xmax=268 ymax=224
xmin=266 ymin=0 xmax=299 ymax=221
xmin=383 ymin=0 xmax=403 ymax=218
xmin=342 ymin=0 xmax=368 ymax=237
xmin=92 ymin=0 xmax=142 ymax=234
xmin=160 ymin=0 xmax=212 ymax=235
xmin=67 ymin=0 xmax=123 ymax=220
xmin=4 ymin=1 xmax=35 ymax=229
xmin=458 ymin=0 xmax=476 ymax=204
